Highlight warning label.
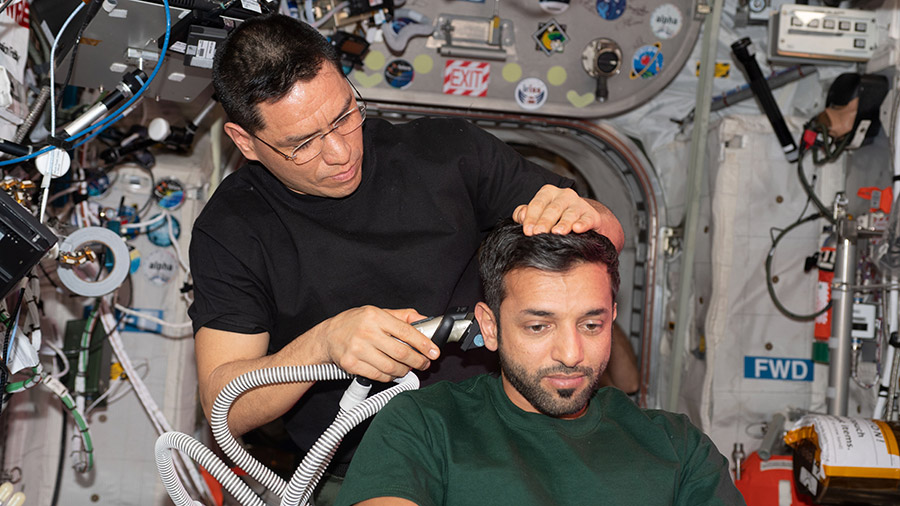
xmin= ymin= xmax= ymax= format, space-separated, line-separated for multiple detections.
xmin=443 ymin=60 xmax=490 ymax=97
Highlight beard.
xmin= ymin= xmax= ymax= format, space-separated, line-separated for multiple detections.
xmin=497 ymin=330 xmax=606 ymax=417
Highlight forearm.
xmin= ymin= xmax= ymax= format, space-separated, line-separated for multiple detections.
xmin=199 ymin=327 xmax=330 ymax=437
xmin=203 ymin=353 xmax=317 ymax=437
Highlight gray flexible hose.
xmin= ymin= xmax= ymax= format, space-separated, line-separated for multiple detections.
xmin=159 ymin=365 xmax=418 ymax=506
xmin=156 ymin=431 xmax=265 ymax=506
xmin=210 ymin=364 xmax=352 ymax=497
xmin=283 ymin=372 xmax=420 ymax=506
xmin=14 ymin=85 xmax=50 ymax=144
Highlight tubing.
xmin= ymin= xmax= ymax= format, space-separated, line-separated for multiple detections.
xmin=14 ymin=85 xmax=51 ymax=144
xmin=163 ymin=367 xmax=417 ymax=506
xmin=210 ymin=364 xmax=353 ymax=497
xmin=828 ymin=221 xmax=857 ymax=416
xmin=98 ymin=302 xmax=214 ymax=503
xmin=283 ymin=372 xmax=420 ymax=506
xmin=156 ymin=431 xmax=264 ymax=506
xmin=668 ymin=0 xmax=726 ymax=412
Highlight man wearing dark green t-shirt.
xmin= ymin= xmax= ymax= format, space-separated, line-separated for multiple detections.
xmin=336 ymin=219 xmax=745 ymax=506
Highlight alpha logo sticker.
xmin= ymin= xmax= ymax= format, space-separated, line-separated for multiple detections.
xmin=443 ymin=60 xmax=491 ymax=97
xmin=650 ymin=4 xmax=683 ymax=40
xmin=630 ymin=42 xmax=664 ymax=79
xmin=515 ymin=78 xmax=548 ymax=110
xmin=532 ymin=19 xmax=569 ymax=56
xmin=596 ymin=0 xmax=626 ymax=21
xmin=144 ymin=249 xmax=178 ymax=286
xmin=384 ymin=59 xmax=415 ymax=89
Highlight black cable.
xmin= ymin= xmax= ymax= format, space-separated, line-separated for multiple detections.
xmin=766 ymin=212 xmax=832 ymax=320
xmin=797 ymin=148 xmax=835 ymax=225
xmin=54 ymin=0 xmax=104 ymax=112
xmin=50 ymin=409 xmax=68 ymax=506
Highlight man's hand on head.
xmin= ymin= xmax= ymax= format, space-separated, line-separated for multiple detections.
xmin=315 ymin=306 xmax=440 ymax=382
xmin=513 ymin=185 xmax=625 ymax=252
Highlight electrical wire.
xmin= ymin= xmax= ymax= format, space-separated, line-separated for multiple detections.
xmin=85 ymin=360 xmax=149 ymax=416
xmin=112 ymin=303 xmax=192 ymax=333
xmin=796 ymin=147 xmax=835 ymax=225
xmin=97 ymin=301 xmax=214 ymax=503
xmin=41 ymin=372 xmax=94 ymax=472
xmin=0 ymin=0 xmax=172 ymax=167
xmin=49 ymin=1 xmax=87 ymax=136
xmin=50 ymin=409 xmax=67 ymax=506
xmin=54 ymin=0 xmax=104 ymax=113
xmin=765 ymin=212 xmax=832 ymax=320
xmin=41 ymin=340 xmax=70 ymax=379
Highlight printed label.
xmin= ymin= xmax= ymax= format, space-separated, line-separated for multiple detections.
xmin=144 ymin=249 xmax=177 ymax=285
xmin=744 ymin=356 xmax=814 ymax=381
xmin=630 ymin=43 xmax=664 ymax=79
xmin=789 ymin=415 xmax=900 ymax=480
xmin=384 ymin=59 xmax=414 ymax=89
xmin=650 ymin=4 xmax=683 ymax=40
xmin=443 ymin=60 xmax=490 ymax=97
xmin=514 ymin=78 xmax=548 ymax=110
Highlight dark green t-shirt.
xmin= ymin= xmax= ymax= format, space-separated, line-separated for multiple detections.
xmin=336 ymin=375 xmax=745 ymax=506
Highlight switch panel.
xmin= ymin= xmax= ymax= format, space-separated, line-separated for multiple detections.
xmin=769 ymin=4 xmax=877 ymax=63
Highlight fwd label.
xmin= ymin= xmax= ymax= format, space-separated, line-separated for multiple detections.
xmin=744 ymin=356 xmax=814 ymax=381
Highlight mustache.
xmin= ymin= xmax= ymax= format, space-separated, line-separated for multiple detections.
xmin=536 ymin=365 xmax=594 ymax=377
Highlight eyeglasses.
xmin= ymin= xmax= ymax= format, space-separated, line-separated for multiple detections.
xmin=253 ymin=81 xmax=367 ymax=165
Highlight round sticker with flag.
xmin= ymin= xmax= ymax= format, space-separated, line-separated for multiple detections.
xmin=514 ymin=78 xmax=548 ymax=110
xmin=443 ymin=60 xmax=491 ymax=97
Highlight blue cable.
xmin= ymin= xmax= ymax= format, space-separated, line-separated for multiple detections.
xmin=0 ymin=0 xmax=171 ymax=167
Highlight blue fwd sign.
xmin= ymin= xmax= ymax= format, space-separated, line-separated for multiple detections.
xmin=744 ymin=356 xmax=814 ymax=382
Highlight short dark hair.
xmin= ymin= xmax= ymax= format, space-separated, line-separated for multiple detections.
xmin=212 ymin=14 xmax=342 ymax=133
xmin=479 ymin=218 xmax=620 ymax=315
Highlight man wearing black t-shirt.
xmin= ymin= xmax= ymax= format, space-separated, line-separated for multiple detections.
xmin=189 ymin=13 xmax=623 ymax=502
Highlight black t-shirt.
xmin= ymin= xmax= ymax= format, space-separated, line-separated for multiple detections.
xmin=189 ymin=117 xmax=571 ymax=467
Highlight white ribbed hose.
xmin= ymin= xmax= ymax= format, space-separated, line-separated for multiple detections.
xmin=158 ymin=365 xmax=418 ymax=506
xmin=282 ymin=372 xmax=420 ymax=506
xmin=210 ymin=364 xmax=352 ymax=497
xmin=156 ymin=431 xmax=264 ymax=506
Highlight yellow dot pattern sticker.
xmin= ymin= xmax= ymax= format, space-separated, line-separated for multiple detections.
xmin=413 ymin=54 xmax=434 ymax=74
xmin=502 ymin=63 xmax=522 ymax=83
xmin=547 ymin=66 xmax=567 ymax=86
xmin=364 ymin=51 xmax=385 ymax=71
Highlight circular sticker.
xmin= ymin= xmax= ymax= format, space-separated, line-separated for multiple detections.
xmin=515 ymin=78 xmax=548 ymax=111
xmin=502 ymin=63 xmax=523 ymax=83
xmin=384 ymin=59 xmax=414 ymax=89
xmin=154 ymin=177 xmax=185 ymax=210
xmin=413 ymin=54 xmax=433 ymax=74
xmin=547 ymin=66 xmax=567 ymax=86
xmin=539 ymin=0 xmax=570 ymax=14
xmin=630 ymin=43 xmax=664 ymax=80
xmin=650 ymin=4 xmax=683 ymax=40
xmin=596 ymin=0 xmax=626 ymax=21
xmin=144 ymin=248 xmax=178 ymax=286
xmin=363 ymin=50 xmax=385 ymax=71
xmin=146 ymin=214 xmax=181 ymax=248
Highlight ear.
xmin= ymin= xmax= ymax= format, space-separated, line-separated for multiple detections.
xmin=223 ymin=121 xmax=261 ymax=161
xmin=612 ymin=303 xmax=617 ymax=322
xmin=475 ymin=302 xmax=499 ymax=352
